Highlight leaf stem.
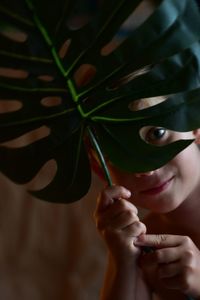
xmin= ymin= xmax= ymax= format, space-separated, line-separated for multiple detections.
xmin=87 ymin=127 xmax=112 ymax=186
xmin=25 ymin=0 xmax=88 ymax=118
xmin=67 ymin=79 xmax=78 ymax=102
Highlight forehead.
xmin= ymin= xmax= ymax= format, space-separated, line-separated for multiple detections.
xmin=128 ymin=96 xmax=168 ymax=111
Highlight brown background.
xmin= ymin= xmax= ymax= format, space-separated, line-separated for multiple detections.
xmin=0 ymin=171 xmax=106 ymax=300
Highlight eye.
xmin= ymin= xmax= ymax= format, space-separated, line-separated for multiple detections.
xmin=140 ymin=126 xmax=168 ymax=145
xmin=147 ymin=127 xmax=166 ymax=142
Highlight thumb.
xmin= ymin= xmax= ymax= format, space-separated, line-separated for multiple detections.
xmin=134 ymin=234 xmax=182 ymax=249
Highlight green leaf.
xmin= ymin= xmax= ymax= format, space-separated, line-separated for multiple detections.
xmin=0 ymin=0 xmax=200 ymax=202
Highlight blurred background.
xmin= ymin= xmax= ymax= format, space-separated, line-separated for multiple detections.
xmin=0 ymin=170 xmax=106 ymax=300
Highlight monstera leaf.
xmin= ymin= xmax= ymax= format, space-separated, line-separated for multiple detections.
xmin=1 ymin=0 xmax=200 ymax=203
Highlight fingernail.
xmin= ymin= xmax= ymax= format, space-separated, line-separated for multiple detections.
xmin=134 ymin=237 xmax=142 ymax=245
xmin=134 ymin=235 xmax=145 ymax=245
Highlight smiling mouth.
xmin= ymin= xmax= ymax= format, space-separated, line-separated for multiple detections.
xmin=140 ymin=177 xmax=174 ymax=196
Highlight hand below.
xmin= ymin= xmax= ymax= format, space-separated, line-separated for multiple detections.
xmin=135 ymin=234 xmax=200 ymax=298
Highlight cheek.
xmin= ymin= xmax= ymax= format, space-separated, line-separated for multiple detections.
xmin=171 ymin=144 xmax=200 ymax=179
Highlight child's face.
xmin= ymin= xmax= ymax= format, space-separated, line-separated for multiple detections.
xmin=108 ymin=128 xmax=200 ymax=213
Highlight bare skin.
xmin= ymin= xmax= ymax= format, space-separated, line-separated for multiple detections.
xmin=94 ymin=129 xmax=200 ymax=300
xmin=91 ymin=1 xmax=200 ymax=299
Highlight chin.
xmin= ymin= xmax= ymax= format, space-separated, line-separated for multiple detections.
xmin=150 ymin=200 xmax=183 ymax=214
xmin=140 ymin=195 xmax=181 ymax=214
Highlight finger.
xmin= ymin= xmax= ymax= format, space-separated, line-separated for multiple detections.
xmin=96 ymin=185 xmax=132 ymax=213
xmin=124 ymin=221 xmax=147 ymax=237
xmin=140 ymin=247 xmax=181 ymax=266
xmin=154 ymin=248 xmax=181 ymax=264
xmin=159 ymin=273 xmax=192 ymax=292
xmin=95 ymin=199 xmax=138 ymax=230
xmin=134 ymin=234 xmax=184 ymax=249
xmin=158 ymin=262 xmax=181 ymax=279
xmin=95 ymin=194 xmax=137 ymax=222
xmin=109 ymin=209 xmax=139 ymax=230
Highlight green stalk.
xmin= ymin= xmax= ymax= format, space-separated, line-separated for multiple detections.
xmin=87 ymin=127 xmax=112 ymax=186
xmin=25 ymin=0 xmax=90 ymax=119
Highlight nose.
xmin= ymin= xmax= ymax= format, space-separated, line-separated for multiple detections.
xmin=135 ymin=170 xmax=154 ymax=178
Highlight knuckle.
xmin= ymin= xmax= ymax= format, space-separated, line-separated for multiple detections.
xmin=184 ymin=249 xmax=194 ymax=264
xmin=117 ymin=185 xmax=127 ymax=194
xmin=124 ymin=209 xmax=138 ymax=220
xmin=131 ymin=220 xmax=141 ymax=229
xmin=184 ymin=265 xmax=194 ymax=275
xmin=129 ymin=221 xmax=146 ymax=235
xmin=141 ymin=223 xmax=147 ymax=235
xmin=182 ymin=236 xmax=192 ymax=246
xmin=154 ymin=234 xmax=167 ymax=246
xmin=138 ymin=222 xmax=146 ymax=234
xmin=101 ymin=185 xmax=115 ymax=198
xmin=111 ymin=186 xmax=128 ymax=199
xmin=136 ymin=220 xmax=145 ymax=228
xmin=117 ymin=198 xmax=138 ymax=214
xmin=116 ymin=199 xmax=127 ymax=209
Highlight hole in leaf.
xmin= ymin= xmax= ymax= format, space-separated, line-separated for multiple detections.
xmin=67 ymin=1 xmax=99 ymax=30
xmin=0 ymin=68 xmax=29 ymax=79
xmin=41 ymin=97 xmax=62 ymax=107
xmin=67 ymin=14 xmax=92 ymax=30
xmin=107 ymin=65 xmax=151 ymax=91
xmin=0 ymin=24 xmax=27 ymax=43
xmin=101 ymin=0 xmax=160 ymax=56
xmin=101 ymin=40 xmax=122 ymax=56
xmin=59 ymin=39 xmax=71 ymax=59
xmin=121 ymin=0 xmax=160 ymax=35
xmin=2 ymin=126 xmax=50 ymax=148
xmin=128 ymin=96 xmax=168 ymax=112
xmin=0 ymin=100 xmax=22 ymax=113
xmin=74 ymin=64 xmax=96 ymax=87
xmin=26 ymin=159 xmax=57 ymax=191
xmin=37 ymin=75 xmax=55 ymax=82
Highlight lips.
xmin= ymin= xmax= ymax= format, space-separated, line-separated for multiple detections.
xmin=140 ymin=176 xmax=174 ymax=196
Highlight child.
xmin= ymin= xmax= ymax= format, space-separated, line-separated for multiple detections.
xmin=93 ymin=119 xmax=200 ymax=300
xmin=88 ymin=0 xmax=200 ymax=298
